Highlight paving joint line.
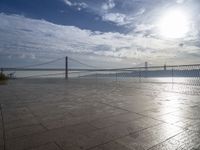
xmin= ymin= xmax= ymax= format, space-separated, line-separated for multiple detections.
xmin=147 ymin=130 xmax=185 ymax=150
xmin=54 ymin=141 xmax=65 ymax=150
xmin=86 ymin=123 xmax=164 ymax=150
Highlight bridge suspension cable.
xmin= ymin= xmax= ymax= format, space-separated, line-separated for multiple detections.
xmin=14 ymin=56 xmax=65 ymax=69
xmin=68 ymin=57 xmax=98 ymax=69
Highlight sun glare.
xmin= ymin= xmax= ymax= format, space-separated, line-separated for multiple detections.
xmin=158 ymin=9 xmax=190 ymax=39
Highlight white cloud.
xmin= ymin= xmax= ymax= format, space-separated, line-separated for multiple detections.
xmin=63 ymin=0 xmax=88 ymax=11
xmin=102 ymin=13 xmax=132 ymax=26
xmin=134 ymin=24 xmax=155 ymax=32
xmin=100 ymin=6 xmax=147 ymax=27
xmin=63 ymin=0 xmax=72 ymax=6
xmin=137 ymin=8 xmax=146 ymax=15
xmin=102 ymin=0 xmax=115 ymax=11
xmin=0 ymin=13 xmax=199 ymax=67
xmin=99 ymin=1 xmax=132 ymax=26
xmin=176 ymin=0 xmax=185 ymax=3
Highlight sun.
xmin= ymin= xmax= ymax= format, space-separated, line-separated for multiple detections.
xmin=158 ymin=9 xmax=189 ymax=39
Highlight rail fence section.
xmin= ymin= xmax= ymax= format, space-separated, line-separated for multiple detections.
xmin=1 ymin=57 xmax=200 ymax=87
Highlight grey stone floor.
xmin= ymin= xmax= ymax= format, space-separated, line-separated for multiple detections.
xmin=0 ymin=78 xmax=200 ymax=150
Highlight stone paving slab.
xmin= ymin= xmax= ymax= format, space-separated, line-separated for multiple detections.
xmin=5 ymin=124 xmax=46 ymax=139
xmin=28 ymin=143 xmax=61 ymax=150
xmin=0 ymin=79 xmax=200 ymax=150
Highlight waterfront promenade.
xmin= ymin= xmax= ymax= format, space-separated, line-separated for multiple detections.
xmin=0 ymin=78 xmax=200 ymax=150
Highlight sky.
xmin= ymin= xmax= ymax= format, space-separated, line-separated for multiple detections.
xmin=0 ymin=0 xmax=200 ymax=68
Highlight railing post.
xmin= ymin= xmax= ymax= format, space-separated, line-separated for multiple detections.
xmin=172 ymin=67 xmax=174 ymax=84
xmin=198 ymin=66 xmax=200 ymax=77
xmin=65 ymin=56 xmax=68 ymax=79
xmin=0 ymin=68 xmax=3 ymax=74
xmin=0 ymin=68 xmax=2 ymax=78
xmin=139 ymin=69 xmax=141 ymax=83
xmin=198 ymin=67 xmax=200 ymax=86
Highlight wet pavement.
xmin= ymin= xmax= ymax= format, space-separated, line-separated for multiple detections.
xmin=0 ymin=78 xmax=200 ymax=150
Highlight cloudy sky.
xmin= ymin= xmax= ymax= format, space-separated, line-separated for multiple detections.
xmin=0 ymin=0 xmax=200 ymax=68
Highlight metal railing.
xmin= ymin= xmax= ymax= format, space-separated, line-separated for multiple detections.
xmin=1 ymin=56 xmax=200 ymax=87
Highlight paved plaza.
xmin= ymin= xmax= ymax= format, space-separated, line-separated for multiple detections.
xmin=0 ymin=79 xmax=200 ymax=150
